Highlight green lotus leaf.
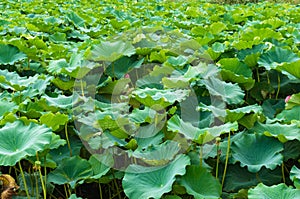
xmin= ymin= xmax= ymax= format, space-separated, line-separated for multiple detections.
xmin=129 ymin=107 xmax=156 ymax=123
xmin=49 ymin=32 xmax=67 ymax=43
xmin=0 ymin=120 xmax=52 ymax=166
xmin=222 ymin=164 xmax=282 ymax=192
xmin=248 ymin=183 xmax=300 ymax=199
xmin=122 ymin=154 xmax=190 ymax=199
xmin=252 ymin=122 xmax=300 ymax=143
xmin=277 ymin=106 xmax=300 ymax=123
xmin=218 ymin=58 xmax=252 ymax=78
xmin=285 ymin=92 xmax=300 ymax=110
xmin=0 ymin=69 xmax=39 ymax=91
xmin=165 ymin=55 xmax=188 ymax=68
xmin=240 ymin=28 xmax=282 ymax=43
xmin=49 ymin=136 xmax=82 ymax=165
xmin=262 ymin=99 xmax=285 ymax=119
xmin=105 ymin=56 xmax=144 ymax=79
xmin=41 ymin=94 xmax=73 ymax=110
xmin=162 ymin=77 xmax=190 ymax=89
xmin=201 ymin=76 xmax=245 ymax=105
xmin=167 ymin=115 xmax=238 ymax=144
xmin=47 ymin=156 xmax=92 ymax=189
xmin=178 ymin=165 xmax=221 ymax=199
xmin=132 ymin=88 xmax=190 ymax=109
xmin=87 ymin=40 xmax=135 ymax=62
xmin=262 ymin=17 xmax=285 ymax=29
xmin=0 ymin=99 xmax=18 ymax=120
xmin=47 ymin=53 xmax=95 ymax=79
xmin=40 ymin=112 xmax=69 ymax=131
xmin=231 ymin=133 xmax=283 ymax=172
xmin=0 ymin=44 xmax=27 ymax=65
xmin=132 ymin=141 xmax=180 ymax=166
xmin=211 ymin=42 xmax=226 ymax=53
xmin=209 ymin=22 xmax=226 ymax=35
xmin=199 ymin=103 xmax=262 ymax=123
xmin=290 ymin=166 xmax=300 ymax=189
xmin=88 ymin=154 xmax=112 ymax=179
xmin=149 ymin=49 xmax=168 ymax=63
xmin=52 ymin=77 xmax=75 ymax=91
xmin=66 ymin=12 xmax=85 ymax=28
xmin=258 ymin=47 xmax=300 ymax=70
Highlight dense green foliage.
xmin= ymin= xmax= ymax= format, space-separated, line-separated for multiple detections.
xmin=0 ymin=0 xmax=300 ymax=198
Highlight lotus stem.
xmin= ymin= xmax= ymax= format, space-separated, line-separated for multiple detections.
xmin=221 ymin=132 xmax=231 ymax=189
xmin=276 ymin=73 xmax=280 ymax=100
xmin=98 ymin=181 xmax=103 ymax=199
xmin=65 ymin=122 xmax=72 ymax=157
xmin=112 ymin=171 xmax=121 ymax=199
xmin=80 ymin=80 xmax=85 ymax=97
xmin=18 ymin=161 xmax=30 ymax=199
xmin=215 ymin=137 xmax=221 ymax=180
xmin=282 ymin=163 xmax=286 ymax=184
xmin=63 ymin=184 xmax=69 ymax=198
xmin=199 ymin=145 xmax=203 ymax=167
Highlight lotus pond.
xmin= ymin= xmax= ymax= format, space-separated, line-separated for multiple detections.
xmin=0 ymin=0 xmax=300 ymax=199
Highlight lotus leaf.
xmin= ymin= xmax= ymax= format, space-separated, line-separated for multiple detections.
xmin=222 ymin=164 xmax=282 ymax=192
xmin=0 ymin=120 xmax=52 ymax=166
xmin=248 ymin=183 xmax=300 ymax=199
xmin=0 ymin=44 xmax=27 ymax=65
xmin=252 ymin=122 xmax=300 ymax=143
xmin=201 ymin=76 xmax=245 ymax=105
xmin=47 ymin=156 xmax=92 ymax=189
xmin=258 ymin=47 xmax=300 ymax=70
xmin=178 ymin=165 xmax=221 ymax=199
xmin=231 ymin=133 xmax=283 ymax=172
xmin=122 ymin=154 xmax=190 ymax=199
xmin=290 ymin=166 xmax=300 ymax=189
xmin=88 ymin=41 xmax=136 ymax=62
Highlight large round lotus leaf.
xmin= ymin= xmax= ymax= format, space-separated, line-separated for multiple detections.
xmin=122 ymin=154 xmax=190 ymax=199
xmin=258 ymin=47 xmax=300 ymax=70
xmin=0 ymin=120 xmax=52 ymax=166
xmin=178 ymin=165 xmax=221 ymax=199
xmin=231 ymin=133 xmax=283 ymax=172
xmin=248 ymin=183 xmax=300 ymax=199
xmin=0 ymin=44 xmax=27 ymax=65
xmin=87 ymin=40 xmax=135 ymax=62
xmin=47 ymin=156 xmax=92 ymax=189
